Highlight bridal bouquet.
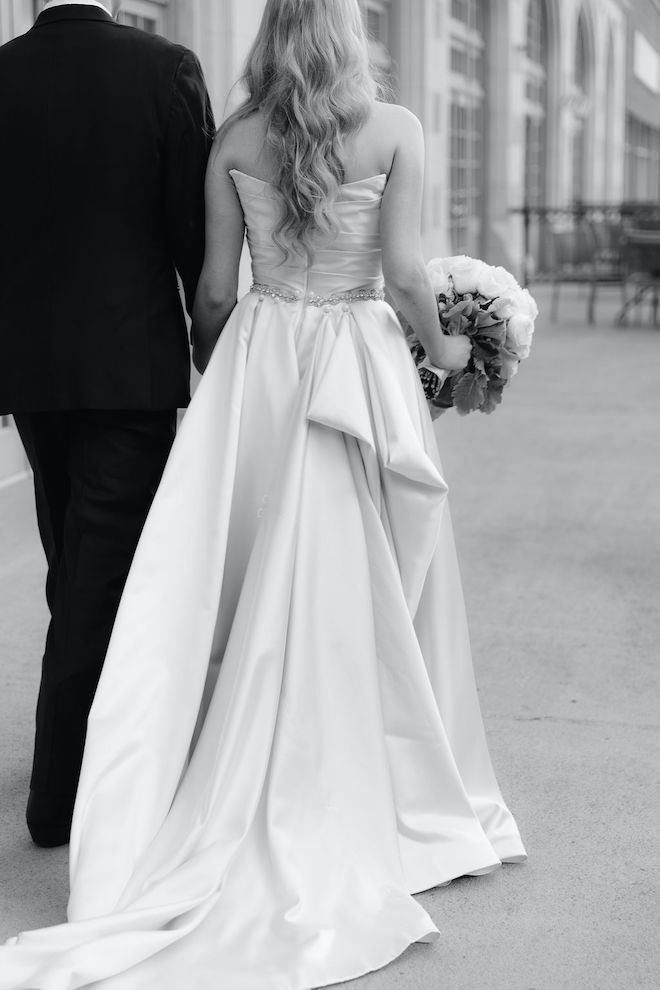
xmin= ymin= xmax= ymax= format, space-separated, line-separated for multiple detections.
xmin=400 ymin=256 xmax=538 ymax=418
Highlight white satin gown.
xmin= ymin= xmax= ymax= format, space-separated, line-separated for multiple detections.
xmin=0 ymin=171 xmax=525 ymax=990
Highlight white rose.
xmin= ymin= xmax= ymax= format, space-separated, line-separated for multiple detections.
xmin=476 ymin=264 xmax=519 ymax=299
xmin=505 ymin=313 xmax=535 ymax=359
xmin=498 ymin=352 xmax=519 ymax=381
xmin=426 ymin=258 xmax=451 ymax=295
xmin=491 ymin=290 xmax=521 ymax=321
xmin=517 ymin=287 xmax=539 ymax=321
xmin=442 ymin=255 xmax=486 ymax=296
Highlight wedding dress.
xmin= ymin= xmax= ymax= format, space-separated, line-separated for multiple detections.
xmin=0 ymin=171 xmax=525 ymax=990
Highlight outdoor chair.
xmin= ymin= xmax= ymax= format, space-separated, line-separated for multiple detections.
xmin=547 ymin=224 xmax=623 ymax=324
xmin=616 ymin=227 xmax=660 ymax=326
xmin=588 ymin=218 xmax=625 ymax=268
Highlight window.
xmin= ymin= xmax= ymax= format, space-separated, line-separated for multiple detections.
xmin=366 ymin=6 xmax=388 ymax=47
xmin=525 ymin=117 xmax=545 ymax=208
xmin=571 ymin=11 xmax=591 ymax=201
xmin=574 ymin=13 xmax=588 ymax=93
xmin=363 ymin=0 xmax=389 ymax=47
xmin=449 ymin=99 xmax=483 ymax=254
xmin=449 ymin=0 xmax=485 ymax=253
xmin=625 ymin=114 xmax=660 ymax=202
xmin=118 ymin=1 xmax=167 ymax=36
xmin=524 ymin=0 xmax=548 ymax=208
xmin=450 ymin=43 xmax=483 ymax=83
xmin=572 ymin=127 xmax=586 ymax=203
xmin=120 ymin=13 xmax=158 ymax=32
xmin=451 ymin=0 xmax=484 ymax=34
xmin=526 ymin=0 xmax=545 ymax=65
xmin=361 ymin=0 xmax=395 ymax=94
xmin=604 ymin=32 xmax=616 ymax=198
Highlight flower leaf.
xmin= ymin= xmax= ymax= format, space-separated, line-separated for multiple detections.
xmin=475 ymin=309 xmax=501 ymax=328
xmin=472 ymin=337 xmax=500 ymax=363
xmin=451 ymin=371 xmax=487 ymax=415
xmin=481 ymin=378 xmax=506 ymax=414
xmin=430 ymin=376 xmax=456 ymax=413
xmin=446 ymin=299 xmax=475 ymax=319
xmin=477 ymin=324 xmax=507 ymax=346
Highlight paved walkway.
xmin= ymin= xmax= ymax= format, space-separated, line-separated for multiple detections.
xmin=1 ymin=284 xmax=659 ymax=988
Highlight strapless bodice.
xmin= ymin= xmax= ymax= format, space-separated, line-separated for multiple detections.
xmin=229 ymin=169 xmax=386 ymax=301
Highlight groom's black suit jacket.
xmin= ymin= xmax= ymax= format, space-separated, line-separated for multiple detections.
xmin=0 ymin=5 xmax=215 ymax=413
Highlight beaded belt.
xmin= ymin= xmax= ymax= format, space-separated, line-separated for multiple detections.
xmin=250 ymin=282 xmax=385 ymax=307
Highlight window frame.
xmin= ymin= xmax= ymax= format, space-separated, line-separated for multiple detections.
xmin=448 ymin=0 xmax=486 ymax=254
xmin=118 ymin=0 xmax=169 ymax=35
xmin=523 ymin=0 xmax=548 ymax=207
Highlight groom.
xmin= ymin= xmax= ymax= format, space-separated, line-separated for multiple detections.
xmin=0 ymin=1 xmax=214 ymax=846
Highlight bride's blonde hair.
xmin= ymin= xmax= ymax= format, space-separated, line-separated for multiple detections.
xmin=218 ymin=0 xmax=381 ymax=255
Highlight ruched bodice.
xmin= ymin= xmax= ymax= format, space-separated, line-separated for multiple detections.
xmin=229 ymin=169 xmax=386 ymax=301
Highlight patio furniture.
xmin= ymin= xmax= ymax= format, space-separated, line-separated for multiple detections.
xmin=616 ymin=228 xmax=660 ymax=326
xmin=547 ymin=222 xmax=623 ymax=324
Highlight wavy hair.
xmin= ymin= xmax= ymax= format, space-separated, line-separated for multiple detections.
xmin=217 ymin=0 xmax=383 ymax=257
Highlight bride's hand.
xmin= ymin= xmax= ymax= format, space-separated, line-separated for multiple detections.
xmin=429 ymin=334 xmax=472 ymax=372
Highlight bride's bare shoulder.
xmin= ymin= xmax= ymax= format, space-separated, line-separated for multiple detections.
xmin=371 ymin=101 xmax=420 ymax=123
xmin=345 ymin=102 xmax=422 ymax=177
xmin=358 ymin=102 xmax=423 ymax=169
xmin=211 ymin=111 xmax=271 ymax=178
xmin=367 ymin=101 xmax=422 ymax=138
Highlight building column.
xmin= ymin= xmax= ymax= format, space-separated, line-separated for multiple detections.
xmin=543 ymin=0 xmax=564 ymax=207
xmin=389 ymin=0 xmax=448 ymax=256
xmin=483 ymin=0 xmax=520 ymax=272
xmin=588 ymin=0 xmax=626 ymax=204
xmin=591 ymin=10 xmax=609 ymax=201
xmin=606 ymin=0 xmax=627 ymax=203
xmin=0 ymin=0 xmax=13 ymax=43
xmin=0 ymin=0 xmax=36 ymax=43
xmin=171 ymin=0 xmax=231 ymax=120
xmin=555 ymin=0 xmax=577 ymax=206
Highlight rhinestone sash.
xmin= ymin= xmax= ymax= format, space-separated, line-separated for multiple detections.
xmin=250 ymin=282 xmax=386 ymax=307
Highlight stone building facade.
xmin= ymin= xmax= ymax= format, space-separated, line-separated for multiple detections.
xmin=0 ymin=0 xmax=652 ymax=480
xmin=0 ymin=0 xmax=634 ymax=267
xmin=624 ymin=0 xmax=660 ymax=202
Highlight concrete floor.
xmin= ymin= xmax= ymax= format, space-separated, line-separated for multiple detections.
xmin=1 ymin=283 xmax=659 ymax=988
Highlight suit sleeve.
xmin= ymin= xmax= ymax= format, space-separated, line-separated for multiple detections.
xmin=165 ymin=50 xmax=215 ymax=316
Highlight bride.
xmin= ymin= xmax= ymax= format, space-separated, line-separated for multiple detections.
xmin=0 ymin=0 xmax=526 ymax=987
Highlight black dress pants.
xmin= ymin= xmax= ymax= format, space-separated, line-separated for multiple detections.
xmin=14 ymin=410 xmax=176 ymax=799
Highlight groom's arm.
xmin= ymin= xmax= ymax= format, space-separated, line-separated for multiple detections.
xmin=164 ymin=50 xmax=216 ymax=316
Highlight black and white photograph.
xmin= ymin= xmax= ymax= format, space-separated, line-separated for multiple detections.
xmin=0 ymin=1 xmax=658 ymax=987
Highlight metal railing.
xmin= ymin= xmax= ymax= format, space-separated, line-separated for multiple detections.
xmin=510 ymin=202 xmax=660 ymax=286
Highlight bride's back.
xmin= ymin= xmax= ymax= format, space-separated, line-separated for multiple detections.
xmin=219 ymin=102 xmax=402 ymax=189
xmin=209 ymin=0 xmax=427 ymax=271
xmin=194 ymin=0 xmax=430 ymax=371
xmin=213 ymin=97 xmax=428 ymax=306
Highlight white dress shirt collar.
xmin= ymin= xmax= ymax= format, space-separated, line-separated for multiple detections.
xmin=42 ymin=0 xmax=112 ymax=12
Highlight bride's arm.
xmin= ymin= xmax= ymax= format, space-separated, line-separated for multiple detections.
xmin=191 ymin=139 xmax=245 ymax=373
xmin=381 ymin=108 xmax=470 ymax=372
